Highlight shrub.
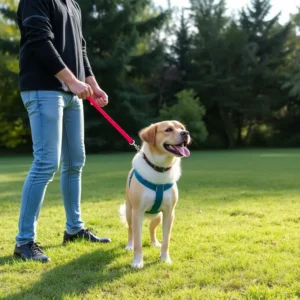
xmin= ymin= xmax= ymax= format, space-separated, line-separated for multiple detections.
xmin=159 ymin=89 xmax=208 ymax=147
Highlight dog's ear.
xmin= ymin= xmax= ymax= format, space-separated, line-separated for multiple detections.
xmin=139 ymin=124 xmax=157 ymax=145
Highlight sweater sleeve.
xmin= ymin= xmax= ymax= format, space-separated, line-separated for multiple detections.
xmin=82 ymin=37 xmax=94 ymax=78
xmin=20 ymin=0 xmax=66 ymax=75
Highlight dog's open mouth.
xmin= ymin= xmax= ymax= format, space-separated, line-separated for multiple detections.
xmin=164 ymin=141 xmax=190 ymax=157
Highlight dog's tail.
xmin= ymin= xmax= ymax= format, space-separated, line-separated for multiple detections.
xmin=119 ymin=203 xmax=128 ymax=227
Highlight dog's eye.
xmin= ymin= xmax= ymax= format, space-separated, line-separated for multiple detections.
xmin=165 ymin=128 xmax=173 ymax=132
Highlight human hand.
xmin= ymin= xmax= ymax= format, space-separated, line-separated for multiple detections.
xmin=68 ymin=79 xmax=93 ymax=99
xmin=92 ymin=85 xmax=108 ymax=107
xmin=85 ymin=76 xmax=108 ymax=107
xmin=56 ymin=68 xmax=93 ymax=99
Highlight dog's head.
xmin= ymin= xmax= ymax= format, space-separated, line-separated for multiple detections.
xmin=139 ymin=121 xmax=191 ymax=157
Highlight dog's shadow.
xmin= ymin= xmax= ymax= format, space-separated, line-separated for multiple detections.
xmin=3 ymin=245 xmax=133 ymax=299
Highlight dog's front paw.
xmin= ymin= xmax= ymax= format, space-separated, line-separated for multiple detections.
xmin=151 ymin=240 xmax=162 ymax=248
xmin=125 ymin=242 xmax=133 ymax=251
xmin=160 ymin=253 xmax=172 ymax=264
xmin=131 ymin=259 xmax=144 ymax=269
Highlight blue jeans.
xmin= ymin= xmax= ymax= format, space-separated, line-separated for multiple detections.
xmin=16 ymin=90 xmax=85 ymax=246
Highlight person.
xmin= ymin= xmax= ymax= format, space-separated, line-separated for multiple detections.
xmin=13 ymin=0 xmax=111 ymax=263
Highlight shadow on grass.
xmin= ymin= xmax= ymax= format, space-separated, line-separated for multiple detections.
xmin=3 ymin=246 xmax=130 ymax=299
xmin=0 ymin=255 xmax=15 ymax=266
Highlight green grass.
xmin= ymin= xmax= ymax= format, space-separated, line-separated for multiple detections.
xmin=1 ymin=149 xmax=300 ymax=299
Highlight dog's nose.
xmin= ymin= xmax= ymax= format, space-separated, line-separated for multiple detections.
xmin=180 ymin=130 xmax=189 ymax=137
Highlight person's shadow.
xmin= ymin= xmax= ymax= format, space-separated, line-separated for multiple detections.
xmin=3 ymin=245 xmax=129 ymax=299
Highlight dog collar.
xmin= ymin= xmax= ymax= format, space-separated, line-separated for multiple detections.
xmin=142 ymin=153 xmax=172 ymax=173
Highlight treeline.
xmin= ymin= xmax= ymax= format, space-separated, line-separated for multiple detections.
xmin=0 ymin=0 xmax=300 ymax=152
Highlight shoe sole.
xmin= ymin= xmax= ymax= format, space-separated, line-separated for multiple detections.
xmin=62 ymin=237 xmax=112 ymax=245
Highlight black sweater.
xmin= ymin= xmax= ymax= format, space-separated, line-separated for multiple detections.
xmin=17 ymin=0 xmax=93 ymax=92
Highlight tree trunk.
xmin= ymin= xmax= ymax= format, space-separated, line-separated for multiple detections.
xmin=244 ymin=120 xmax=254 ymax=145
xmin=219 ymin=108 xmax=235 ymax=149
xmin=236 ymin=116 xmax=243 ymax=147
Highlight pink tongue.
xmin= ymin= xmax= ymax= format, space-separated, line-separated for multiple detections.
xmin=173 ymin=145 xmax=190 ymax=157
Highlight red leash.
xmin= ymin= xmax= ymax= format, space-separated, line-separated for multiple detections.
xmin=87 ymin=97 xmax=140 ymax=151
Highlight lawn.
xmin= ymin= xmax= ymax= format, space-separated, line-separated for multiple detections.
xmin=0 ymin=149 xmax=300 ymax=299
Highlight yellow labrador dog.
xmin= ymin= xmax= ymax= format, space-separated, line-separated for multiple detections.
xmin=120 ymin=120 xmax=191 ymax=268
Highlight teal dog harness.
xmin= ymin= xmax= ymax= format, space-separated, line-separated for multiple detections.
xmin=128 ymin=169 xmax=174 ymax=214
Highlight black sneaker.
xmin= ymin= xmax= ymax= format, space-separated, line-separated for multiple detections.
xmin=13 ymin=242 xmax=51 ymax=263
xmin=62 ymin=228 xmax=111 ymax=245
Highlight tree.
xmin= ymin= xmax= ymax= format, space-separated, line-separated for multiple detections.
xmin=159 ymin=89 xmax=207 ymax=145
xmin=187 ymin=0 xmax=291 ymax=148
xmin=170 ymin=9 xmax=192 ymax=87
xmin=0 ymin=0 xmax=28 ymax=151
xmin=78 ymin=0 xmax=170 ymax=151
xmin=282 ymin=7 xmax=300 ymax=100
xmin=270 ymin=7 xmax=300 ymax=147
xmin=188 ymin=0 xmax=244 ymax=148
xmin=239 ymin=0 xmax=291 ymax=144
xmin=147 ymin=8 xmax=193 ymax=117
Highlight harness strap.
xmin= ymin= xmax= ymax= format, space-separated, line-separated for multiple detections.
xmin=147 ymin=185 xmax=164 ymax=214
xmin=128 ymin=169 xmax=173 ymax=214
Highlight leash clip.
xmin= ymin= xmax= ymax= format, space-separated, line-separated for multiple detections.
xmin=130 ymin=140 xmax=140 ymax=152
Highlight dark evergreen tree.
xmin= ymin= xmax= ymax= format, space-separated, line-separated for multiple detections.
xmin=171 ymin=10 xmax=191 ymax=86
xmin=187 ymin=0 xmax=291 ymax=148
xmin=0 ymin=0 xmax=28 ymax=151
xmin=282 ymin=8 xmax=300 ymax=101
xmin=78 ymin=0 xmax=169 ymax=151
xmin=0 ymin=0 xmax=19 ymax=111
xmin=239 ymin=0 xmax=291 ymax=144
xmin=188 ymin=0 xmax=241 ymax=148
xmin=272 ymin=8 xmax=300 ymax=147
xmin=147 ymin=8 xmax=193 ymax=116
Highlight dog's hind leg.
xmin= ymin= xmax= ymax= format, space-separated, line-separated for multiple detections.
xmin=149 ymin=213 xmax=162 ymax=248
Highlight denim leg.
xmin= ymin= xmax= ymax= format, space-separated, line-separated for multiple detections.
xmin=60 ymin=95 xmax=85 ymax=234
xmin=16 ymin=91 xmax=65 ymax=246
